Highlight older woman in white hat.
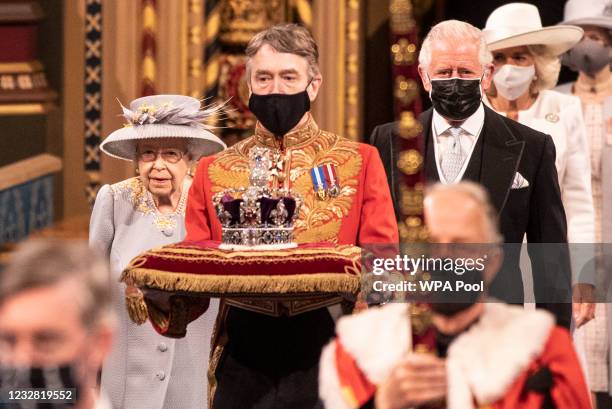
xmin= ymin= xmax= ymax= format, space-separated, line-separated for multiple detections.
xmin=556 ymin=1 xmax=612 ymax=405
xmin=483 ymin=3 xmax=596 ymax=326
xmin=483 ymin=3 xmax=594 ymax=243
xmin=89 ymin=95 xmax=226 ymax=409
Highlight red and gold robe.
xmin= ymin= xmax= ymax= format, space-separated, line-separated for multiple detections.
xmin=185 ymin=113 xmax=398 ymax=246
xmin=319 ymin=303 xmax=592 ymax=409
xmin=147 ymin=114 xmax=398 ymax=408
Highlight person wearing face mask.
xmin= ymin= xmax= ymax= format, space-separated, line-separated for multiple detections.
xmin=145 ymin=24 xmax=398 ymax=409
xmin=555 ymin=1 xmax=612 ymax=406
xmin=483 ymin=3 xmax=597 ymax=330
xmin=319 ymin=182 xmax=591 ymax=409
xmin=484 ymin=3 xmax=595 ymax=246
xmin=0 ymin=239 xmax=115 ymax=409
xmin=371 ymin=20 xmax=573 ymax=329
xmin=89 ymin=95 xmax=226 ymax=409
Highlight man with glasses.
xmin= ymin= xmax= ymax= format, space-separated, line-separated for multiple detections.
xmin=146 ymin=24 xmax=398 ymax=409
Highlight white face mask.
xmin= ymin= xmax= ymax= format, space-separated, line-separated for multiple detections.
xmin=492 ymin=64 xmax=536 ymax=101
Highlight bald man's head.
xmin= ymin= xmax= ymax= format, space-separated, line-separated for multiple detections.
xmin=424 ymin=182 xmax=502 ymax=244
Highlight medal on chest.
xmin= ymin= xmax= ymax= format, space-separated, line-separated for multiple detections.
xmin=310 ymin=163 xmax=340 ymax=200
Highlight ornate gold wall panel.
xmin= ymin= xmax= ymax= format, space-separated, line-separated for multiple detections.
xmin=198 ymin=0 xmax=314 ymax=144
xmin=62 ymin=0 xmax=366 ymax=219
xmin=389 ymin=0 xmax=427 ymax=242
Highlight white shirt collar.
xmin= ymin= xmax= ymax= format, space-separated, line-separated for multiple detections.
xmin=432 ymin=103 xmax=485 ymax=137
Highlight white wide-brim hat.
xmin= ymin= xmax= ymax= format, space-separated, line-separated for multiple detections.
xmin=483 ymin=3 xmax=584 ymax=56
xmin=101 ymin=94 xmax=227 ymax=161
xmin=561 ymin=0 xmax=612 ymax=30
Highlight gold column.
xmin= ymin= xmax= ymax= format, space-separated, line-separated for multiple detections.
xmin=141 ymin=0 xmax=157 ymax=95
xmin=201 ymin=0 xmax=219 ymax=101
xmin=312 ymin=0 xmax=363 ymax=141
xmin=156 ymin=0 xmax=188 ymax=94
xmin=63 ymin=0 xmax=88 ymax=218
xmin=99 ymin=1 xmax=140 ymax=186
xmin=344 ymin=0 xmax=362 ymax=140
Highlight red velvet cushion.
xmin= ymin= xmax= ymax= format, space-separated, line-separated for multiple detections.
xmin=122 ymin=240 xmax=362 ymax=297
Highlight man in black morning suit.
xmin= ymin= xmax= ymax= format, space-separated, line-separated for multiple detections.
xmin=371 ymin=20 xmax=572 ymax=328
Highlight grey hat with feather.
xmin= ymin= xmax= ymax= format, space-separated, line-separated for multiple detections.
xmin=100 ymin=95 xmax=227 ymax=161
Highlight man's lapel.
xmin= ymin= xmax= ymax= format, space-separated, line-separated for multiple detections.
xmin=419 ymin=108 xmax=440 ymax=182
xmin=479 ymin=106 xmax=525 ymax=214
xmin=420 ymin=108 xmax=434 ymax=140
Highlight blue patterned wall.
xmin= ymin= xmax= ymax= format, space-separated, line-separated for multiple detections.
xmin=0 ymin=175 xmax=54 ymax=244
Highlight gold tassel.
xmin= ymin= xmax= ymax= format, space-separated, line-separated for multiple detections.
xmin=125 ymin=288 xmax=148 ymax=325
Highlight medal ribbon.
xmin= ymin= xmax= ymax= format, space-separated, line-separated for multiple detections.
xmin=311 ymin=166 xmax=328 ymax=193
xmin=323 ymin=164 xmax=338 ymax=188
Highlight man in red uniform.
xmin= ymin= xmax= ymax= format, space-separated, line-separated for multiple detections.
xmin=179 ymin=24 xmax=397 ymax=409
xmin=319 ymin=182 xmax=590 ymax=409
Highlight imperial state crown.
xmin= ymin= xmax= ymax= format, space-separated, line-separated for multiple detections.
xmin=213 ymin=147 xmax=302 ymax=249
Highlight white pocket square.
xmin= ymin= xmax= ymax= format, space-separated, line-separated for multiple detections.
xmin=511 ymin=172 xmax=529 ymax=189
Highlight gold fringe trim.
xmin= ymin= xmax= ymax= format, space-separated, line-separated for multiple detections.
xmin=125 ymin=290 xmax=148 ymax=325
xmin=121 ymin=268 xmax=360 ymax=296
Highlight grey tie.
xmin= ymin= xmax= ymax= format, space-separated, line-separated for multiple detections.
xmin=441 ymin=127 xmax=465 ymax=183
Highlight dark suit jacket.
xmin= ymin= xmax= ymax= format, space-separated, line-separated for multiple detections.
xmin=370 ymin=106 xmax=572 ymax=327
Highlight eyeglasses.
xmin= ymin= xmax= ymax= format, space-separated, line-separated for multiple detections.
xmin=137 ymin=148 xmax=185 ymax=164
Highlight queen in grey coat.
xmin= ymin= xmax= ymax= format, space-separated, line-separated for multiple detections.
xmin=89 ymin=95 xmax=226 ymax=409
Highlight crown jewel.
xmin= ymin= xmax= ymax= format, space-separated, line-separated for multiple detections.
xmin=213 ymin=147 xmax=302 ymax=249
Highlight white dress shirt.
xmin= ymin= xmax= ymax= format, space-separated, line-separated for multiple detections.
xmin=432 ymin=103 xmax=485 ymax=184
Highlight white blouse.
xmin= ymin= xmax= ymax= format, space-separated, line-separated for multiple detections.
xmin=517 ymin=90 xmax=595 ymax=243
xmin=488 ymin=90 xmax=595 ymax=243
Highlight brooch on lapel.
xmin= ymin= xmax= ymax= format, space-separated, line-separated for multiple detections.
xmin=311 ymin=163 xmax=340 ymax=200
xmin=545 ymin=113 xmax=559 ymax=123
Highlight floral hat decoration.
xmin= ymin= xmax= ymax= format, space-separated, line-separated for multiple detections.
xmin=100 ymin=94 xmax=227 ymax=161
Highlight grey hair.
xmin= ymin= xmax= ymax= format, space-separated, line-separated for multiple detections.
xmin=0 ymin=239 xmax=113 ymax=329
xmin=245 ymin=23 xmax=320 ymax=80
xmin=419 ymin=20 xmax=493 ymax=68
xmin=425 ymin=181 xmax=503 ymax=244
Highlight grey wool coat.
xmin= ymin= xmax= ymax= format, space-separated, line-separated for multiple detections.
xmin=90 ymin=176 xmax=219 ymax=409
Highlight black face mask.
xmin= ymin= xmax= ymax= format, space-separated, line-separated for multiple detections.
xmin=427 ymin=257 xmax=485 ymax=317
xmin=429 ymin=76 xmax=482 ymax=121
xmin=0 ymin=363 xmax=83 ymax=408
xmin=248 ymin=83 xmax=311 ymax=137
